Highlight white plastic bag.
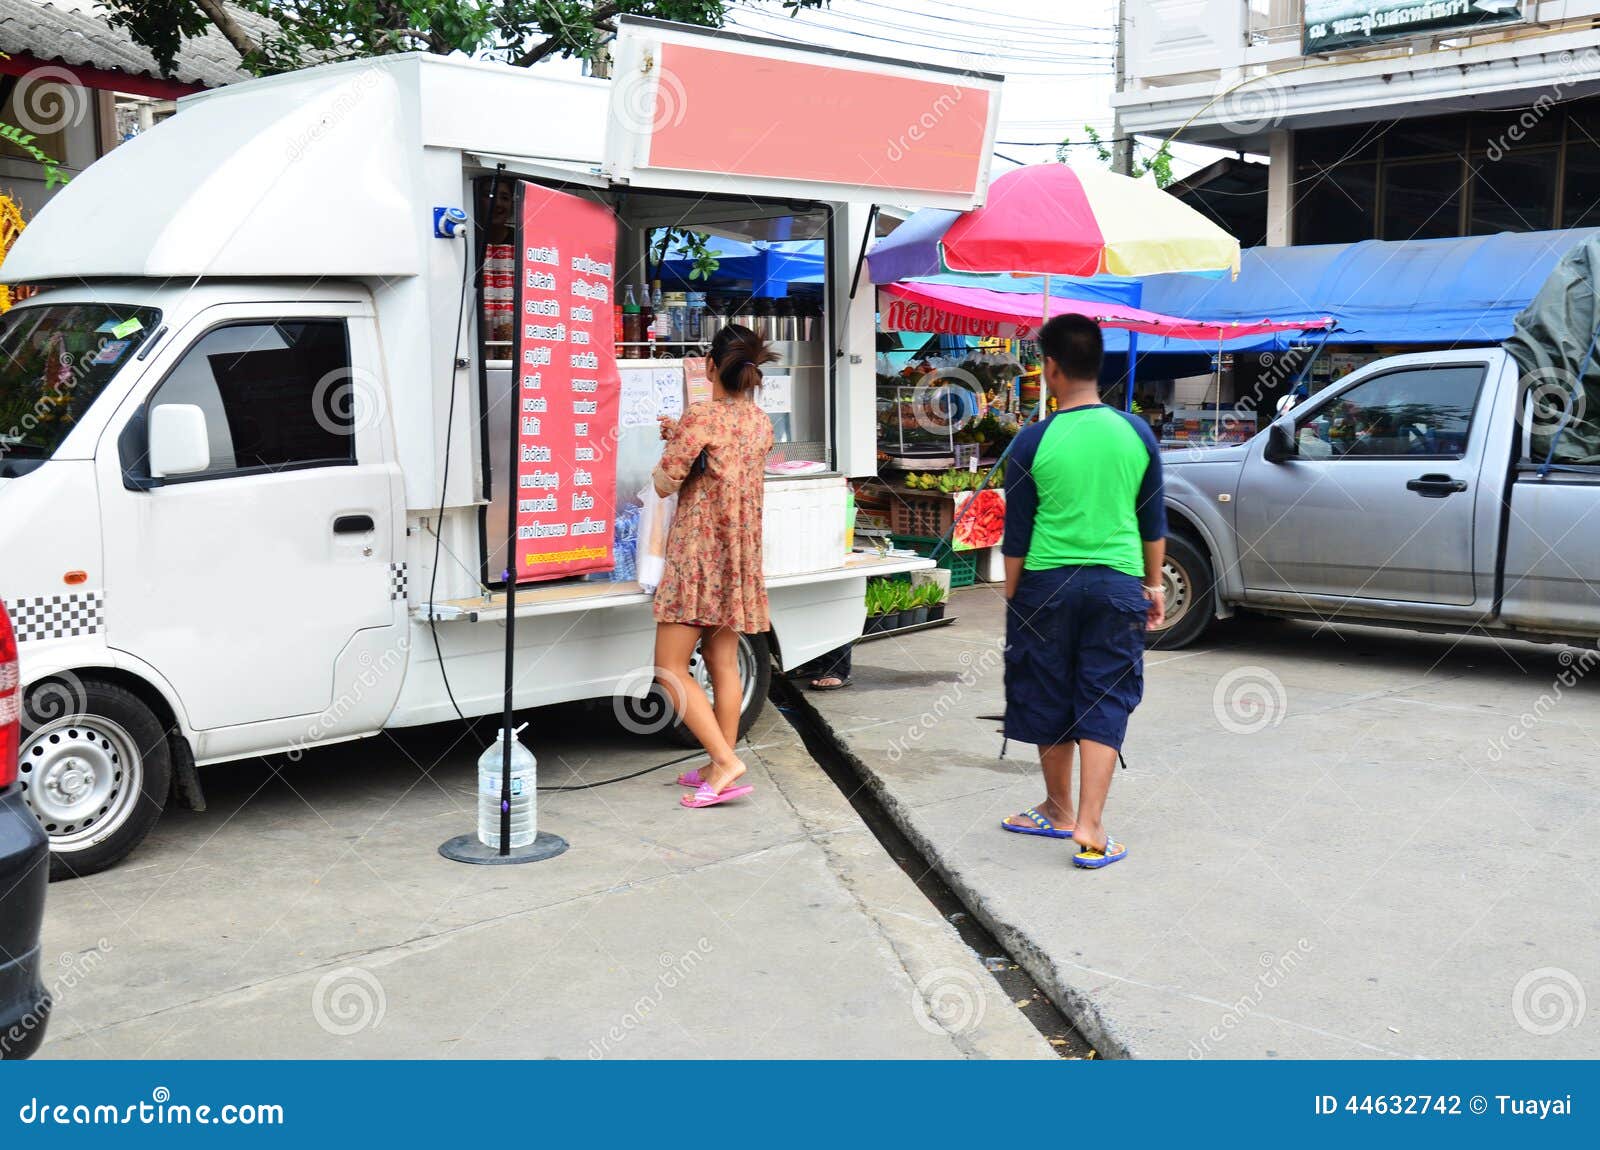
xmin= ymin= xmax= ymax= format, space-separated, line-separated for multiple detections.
xmin=635 ymin=483 xmax=678 ymax=592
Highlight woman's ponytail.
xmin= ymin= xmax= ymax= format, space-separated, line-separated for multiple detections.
xmin=709 ymin=322 xmax=779 ymax=394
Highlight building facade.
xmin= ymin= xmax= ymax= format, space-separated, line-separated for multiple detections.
xmin=0 ymin=0 xmax=264 ymax=218
xmin=1115 ymin=1 xmax=1600 ymax=246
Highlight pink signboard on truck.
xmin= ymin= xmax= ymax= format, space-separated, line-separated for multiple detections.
xmin=604 ymin=16 xmax=1004 ymax=211
xmin=512 ymin=181 xmax=621 ymax=582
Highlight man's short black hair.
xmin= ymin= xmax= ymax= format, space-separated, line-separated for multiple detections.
xmin=1038 ymin=313 xmax=1104 ymax=382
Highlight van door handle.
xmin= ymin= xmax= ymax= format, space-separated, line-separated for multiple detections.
xmin=1405 ymin=474 xmax=1467 ymax=498
xmin=333 ymin=514 xmax=375 ymax=534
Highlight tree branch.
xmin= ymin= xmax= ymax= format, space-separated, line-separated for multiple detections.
xmin=372 ymin=27 xmax=435 ymax=49
xmin=193 ymin=0 xmax=263 ymax=63
xmin=513 ymin=1 xmax=627 ymax=68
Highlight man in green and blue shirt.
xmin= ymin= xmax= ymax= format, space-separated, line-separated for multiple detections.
xmin=1000 ymin=314 xmax=1166 ymax=870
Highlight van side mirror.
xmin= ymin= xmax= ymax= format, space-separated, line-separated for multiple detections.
xmin=1263 ymin=418 xmax=1297 ymax=463
xmin=148 ymin=404 xmax=211 ymax=478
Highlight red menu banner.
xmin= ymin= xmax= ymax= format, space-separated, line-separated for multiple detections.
xmin=512 ymin=181 xmax=620 ymax=582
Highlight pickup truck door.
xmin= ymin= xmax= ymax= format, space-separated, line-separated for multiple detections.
xmin=1235 ymin=362 xmax=1490 ymax=607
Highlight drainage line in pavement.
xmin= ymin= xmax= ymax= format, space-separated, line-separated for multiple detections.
xmin=772 ymin=679 xmax=1092 ymax=1059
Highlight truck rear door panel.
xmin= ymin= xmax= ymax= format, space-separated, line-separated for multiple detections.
xmin=1500 ymin=474 xmax=1600 ymax=635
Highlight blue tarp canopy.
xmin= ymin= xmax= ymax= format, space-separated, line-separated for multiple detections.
xmin=1118 ymin=228 xmax=1600 ymax=353
xmin=657 ymin=235 xmax=824 ymax=295
xmin=911 ymin=230 xmax=1600 ymax=354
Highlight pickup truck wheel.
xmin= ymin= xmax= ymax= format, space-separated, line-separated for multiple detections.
xmin=1146 ymin=535 xmax=1215 ymax=650
xmin=618 ymin=633 xmax=771 ymax=747
xmin=17 ymin=679 xmax=171 ymax=881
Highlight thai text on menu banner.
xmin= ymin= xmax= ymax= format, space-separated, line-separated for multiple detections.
xmin=513 ymin=181 xmax=621 ymax=581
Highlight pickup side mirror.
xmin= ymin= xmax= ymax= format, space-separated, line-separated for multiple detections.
xmin=148 ymin=404 xmax=211 ymax=478
xmin=1263 ymin=417 xmax=1297 ymax=463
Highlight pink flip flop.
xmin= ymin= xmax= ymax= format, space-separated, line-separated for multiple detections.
xmin=676 ymin=769 xmax=709 ymax=788
xmin=680 ymin=782 xmax=754 ymax=808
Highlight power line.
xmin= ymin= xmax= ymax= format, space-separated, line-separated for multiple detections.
xmin=843 ymin=0 xmax=1116 ymax=47
xmin=1000 ymin=116 xmax=1118 ymax=127
xmin=739 ymin=9 xmax=1112 ymax=64
xmin=721 ymin=19 xmax=1113 ymax=76
xmin=913 ymin=0 xmax=1116 ymax=34
xmin=728 ymin=5 xmax=1114 ymax=68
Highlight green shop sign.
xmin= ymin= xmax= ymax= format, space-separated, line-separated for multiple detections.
xmin=1304 ymin=1 xmax=1523 ymax=54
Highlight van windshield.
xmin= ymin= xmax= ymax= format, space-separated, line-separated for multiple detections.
xmin=0 ymin=302 xmax=161 ymax=478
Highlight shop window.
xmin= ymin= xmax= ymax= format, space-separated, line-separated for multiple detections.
xmin=1468 ymin=150 xmax=1557 ymax=234
xmin=1562 ymin=142 xmax=1600 ymax=228
xmin=1470 ymin=106 xmax=1562 ymax=154
xmin=1294 ymin=164 xmax=1376 ymax=244
xmin=1383 ymin=115 xmax=1469 ymax=161
xmin=1295 ymin=124 xmax=1381 ymax=167
xmin=145 ymin=320 xmax=355 ymax=479
xmin=1382 ymin=160 xmax=1463 ymax=240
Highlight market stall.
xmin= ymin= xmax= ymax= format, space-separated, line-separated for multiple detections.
xmin=862 ymin=283 xmax=1331 ymax=579
xmin=862 ymin=161 xmax=1334 ymax=589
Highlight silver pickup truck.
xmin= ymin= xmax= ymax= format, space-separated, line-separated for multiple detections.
xmin=1150 ymin=347 xmax=1600 ymax=649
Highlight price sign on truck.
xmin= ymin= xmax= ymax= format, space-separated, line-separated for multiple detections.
xmin=512 ymin=181 xmax=621 ymax=582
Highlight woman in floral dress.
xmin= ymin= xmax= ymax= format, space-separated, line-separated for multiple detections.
xmin=652 ymin=324 xmax=777 ymax=809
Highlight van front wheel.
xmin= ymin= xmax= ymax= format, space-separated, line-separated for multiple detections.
xmin=17 ymin=679 xmax=171 ymax=881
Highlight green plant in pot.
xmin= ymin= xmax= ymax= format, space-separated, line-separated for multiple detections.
xmin=864 ymin=579 xmax=891 ymax=634
xmin=922 ymin=580 xmax=949 ymax=621
xmin=906 ymin=580 xmax=930 ymax=627
xmin=889 ymin=580 xmax=917 ymax=629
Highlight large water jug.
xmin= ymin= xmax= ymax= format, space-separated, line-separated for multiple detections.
xmin=477 ymin=724 xmax=536 ymax=849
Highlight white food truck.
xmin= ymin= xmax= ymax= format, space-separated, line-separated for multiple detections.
xmin=0 ymin=17 xmax=1002 ymax=876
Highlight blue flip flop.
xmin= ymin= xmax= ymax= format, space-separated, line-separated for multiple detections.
xmin=1002 ymin=808 xmax=1074 ymax=839
xmin=1073 ymin=837 xmax=1128 ymax=869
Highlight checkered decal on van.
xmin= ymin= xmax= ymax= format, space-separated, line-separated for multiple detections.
xmin=389 ymin=563 xmax=408 ymax=602
xmin=7 ymin=591 xmax=104 ymax=643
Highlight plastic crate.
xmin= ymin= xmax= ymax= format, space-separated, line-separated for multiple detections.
xmin=889 ymin=492 xmax=955 ymax=538
xmin=891 ymin=533 xmax=978 ymax=588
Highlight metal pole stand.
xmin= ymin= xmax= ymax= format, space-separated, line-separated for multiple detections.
xmin=438 ymin=831 xmax=569 ymax=865
xmin=438 ymin=177 xmax=569 ymax=868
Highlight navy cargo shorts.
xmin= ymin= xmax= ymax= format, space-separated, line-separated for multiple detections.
xmin=1003 ymin=564 xmax=1148 ymax=751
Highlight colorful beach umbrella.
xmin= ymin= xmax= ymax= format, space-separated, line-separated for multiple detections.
xmin=867 ymin=164 xmax=1241 ymax=284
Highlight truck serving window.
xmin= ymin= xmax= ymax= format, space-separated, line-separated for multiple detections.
xmin=0 ymin=303 xmax=161 ymax=478
xmin=141 ymin=320 xmax=356 ymax=480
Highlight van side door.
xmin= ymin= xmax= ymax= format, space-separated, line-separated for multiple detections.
xmin=97 ymin=303 xmax=407 ymax=753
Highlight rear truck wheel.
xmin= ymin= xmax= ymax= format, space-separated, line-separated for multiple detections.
xmin=619 ymin=633 xmax=772 ymax=747
xmin=1145 ymin=534 xmax=1216 ymax=650
xmin=17 ymin=679 xmax=171 ymax=881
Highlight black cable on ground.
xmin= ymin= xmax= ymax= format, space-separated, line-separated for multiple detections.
xmin=537 ymin=749 xmax=706 ymax=792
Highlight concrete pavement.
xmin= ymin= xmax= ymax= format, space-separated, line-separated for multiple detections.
xmin=793 ymin=586 xmax=1600 ymax=1059
xmin=34 ymin=702 xmax=1053 ymax=1059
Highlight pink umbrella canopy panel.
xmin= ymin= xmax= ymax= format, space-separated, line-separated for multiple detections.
xmin=868 ymin=163 xmax=1243 ymax=282
xmin=878 ymin=281 xmax=1331 ymax=341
